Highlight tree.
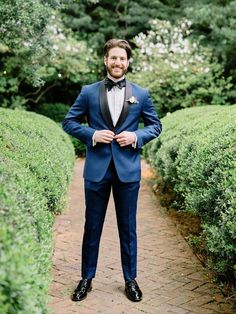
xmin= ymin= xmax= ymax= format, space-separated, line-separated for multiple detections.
xmin=0 ymin=0 xmax=59 ymax=108
xmin=181 ymin=0 xmax=236 ymax=102
xmin=61 ymin=0 xmax=182 ymax=49
xmin=0 ymin=0 xmax=98 ymax=109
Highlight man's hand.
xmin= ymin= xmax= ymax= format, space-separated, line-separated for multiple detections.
xmin=93 ymin=130 xmax=115 ymax=143
xmin=114 ymin=131 xmax=136 ymax=147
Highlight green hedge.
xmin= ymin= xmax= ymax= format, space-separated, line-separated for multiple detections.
xmin=35 ymin=102 xmax=86 ymax=157
xmin=0 ymin=108 xmax=75 ymax=314
xmin=144 ymin=105 xmax=236 ymax=283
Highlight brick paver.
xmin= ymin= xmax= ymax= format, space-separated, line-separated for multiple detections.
xmin=48 ymin=159 xmax=234 ymax=314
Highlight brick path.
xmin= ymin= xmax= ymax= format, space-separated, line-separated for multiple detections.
xmin=48 ymin=159 xmax=234 ymax=314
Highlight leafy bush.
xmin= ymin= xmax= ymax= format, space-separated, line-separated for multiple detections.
xmin=36 ymin=102 xmax=70 ymax=123
xmin=144 ymin=105 xmax=236 ymax=284
xmin=0 ymin=108 xmax=74 ymax=313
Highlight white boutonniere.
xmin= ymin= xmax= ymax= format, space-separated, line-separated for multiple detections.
xmin=127 ymin=96 xmax=139 ymax=104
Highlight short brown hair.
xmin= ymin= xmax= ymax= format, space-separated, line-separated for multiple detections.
xmin=104 ymin=39 xmax=132 ymax=60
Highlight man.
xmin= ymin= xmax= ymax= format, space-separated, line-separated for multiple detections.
xmin=62 ymin=39 xmax=162 ymax=302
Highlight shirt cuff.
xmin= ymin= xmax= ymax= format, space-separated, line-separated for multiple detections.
xmin=132 ymin=133 xmax=137 ymax=148
xmin=92 ymin=131 xmax=97 ymax=146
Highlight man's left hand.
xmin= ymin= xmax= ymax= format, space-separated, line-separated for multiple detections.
xmin=114 ymin=131 xmax=136 ymax=147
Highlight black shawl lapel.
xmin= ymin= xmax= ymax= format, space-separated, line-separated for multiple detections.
xmin=115 ymin=80 xmax=132 ymax=130
xmin=99 ymin=79 xmax=114 ymax=130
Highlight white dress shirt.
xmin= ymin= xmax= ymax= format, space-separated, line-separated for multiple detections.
xmin=107 ymin=83 xmax=125 ymax=126
xmin=92 ymin=75 xmax=137 ymax=147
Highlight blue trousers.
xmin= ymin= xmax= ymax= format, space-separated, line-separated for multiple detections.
xmin=81 ymin=160 xmax=140 ymax=281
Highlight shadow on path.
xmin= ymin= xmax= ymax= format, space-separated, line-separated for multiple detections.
xmin=48 ymin=159 xmax=234 ymax=314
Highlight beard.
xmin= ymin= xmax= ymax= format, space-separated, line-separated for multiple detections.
xmin=106 ymin=64 xmax=128 ymax=79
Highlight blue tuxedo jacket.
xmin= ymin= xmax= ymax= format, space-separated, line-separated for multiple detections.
xmin=62 ymin=79 xmax=162 ymax=182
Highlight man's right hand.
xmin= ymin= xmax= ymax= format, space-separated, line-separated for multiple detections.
xmin=93 ymin=130 xmax=115 ymax=143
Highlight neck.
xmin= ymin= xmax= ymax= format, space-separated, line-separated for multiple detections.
xmin=107 ymin=73 xmax=125 ymax=82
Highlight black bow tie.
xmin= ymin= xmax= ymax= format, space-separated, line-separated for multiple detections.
xmin=105 ymin=77 xmax=126 ymax=91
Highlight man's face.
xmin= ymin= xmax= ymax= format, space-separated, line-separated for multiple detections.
xmin=104 ymin=47 xmax=129 ymax=79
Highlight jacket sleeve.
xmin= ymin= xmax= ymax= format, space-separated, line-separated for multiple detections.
xmin=134 ymin=90 xmax=162 ymax=149
xmin=62 ymin=86 xmax=96 ymax=146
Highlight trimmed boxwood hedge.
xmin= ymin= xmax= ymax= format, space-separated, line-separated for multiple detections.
xmin=36 ymin=102 xmax=86 ymax=157
xmin=144 ymin=105 xmax=236 ymax=284
xmin=0 ymin=108 xmax=74 ymax=314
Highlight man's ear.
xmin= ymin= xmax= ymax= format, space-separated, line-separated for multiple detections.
xmin=104 ymin=56 xmax=107 ymax=66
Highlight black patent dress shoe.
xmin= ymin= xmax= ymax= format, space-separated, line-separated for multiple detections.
xmin=71 ymin=279 xmax=92 ymax=301
xmin=125 ymin=279 xmax=143 ymax=302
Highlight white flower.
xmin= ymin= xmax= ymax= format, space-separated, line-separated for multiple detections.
xmin=127 ymin=96 xmax=139 ymax=104
xmin=170 ymin=62 xmax=180 ymax=69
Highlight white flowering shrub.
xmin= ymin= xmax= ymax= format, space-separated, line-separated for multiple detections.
xmin=37 ymin=13 xmax=98 ymax=85
xmin=128 ymin=19 xmax=232 ymax=117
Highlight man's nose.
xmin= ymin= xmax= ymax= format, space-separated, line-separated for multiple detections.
xmin=114 ymin=58 xmax=122 ymax=65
